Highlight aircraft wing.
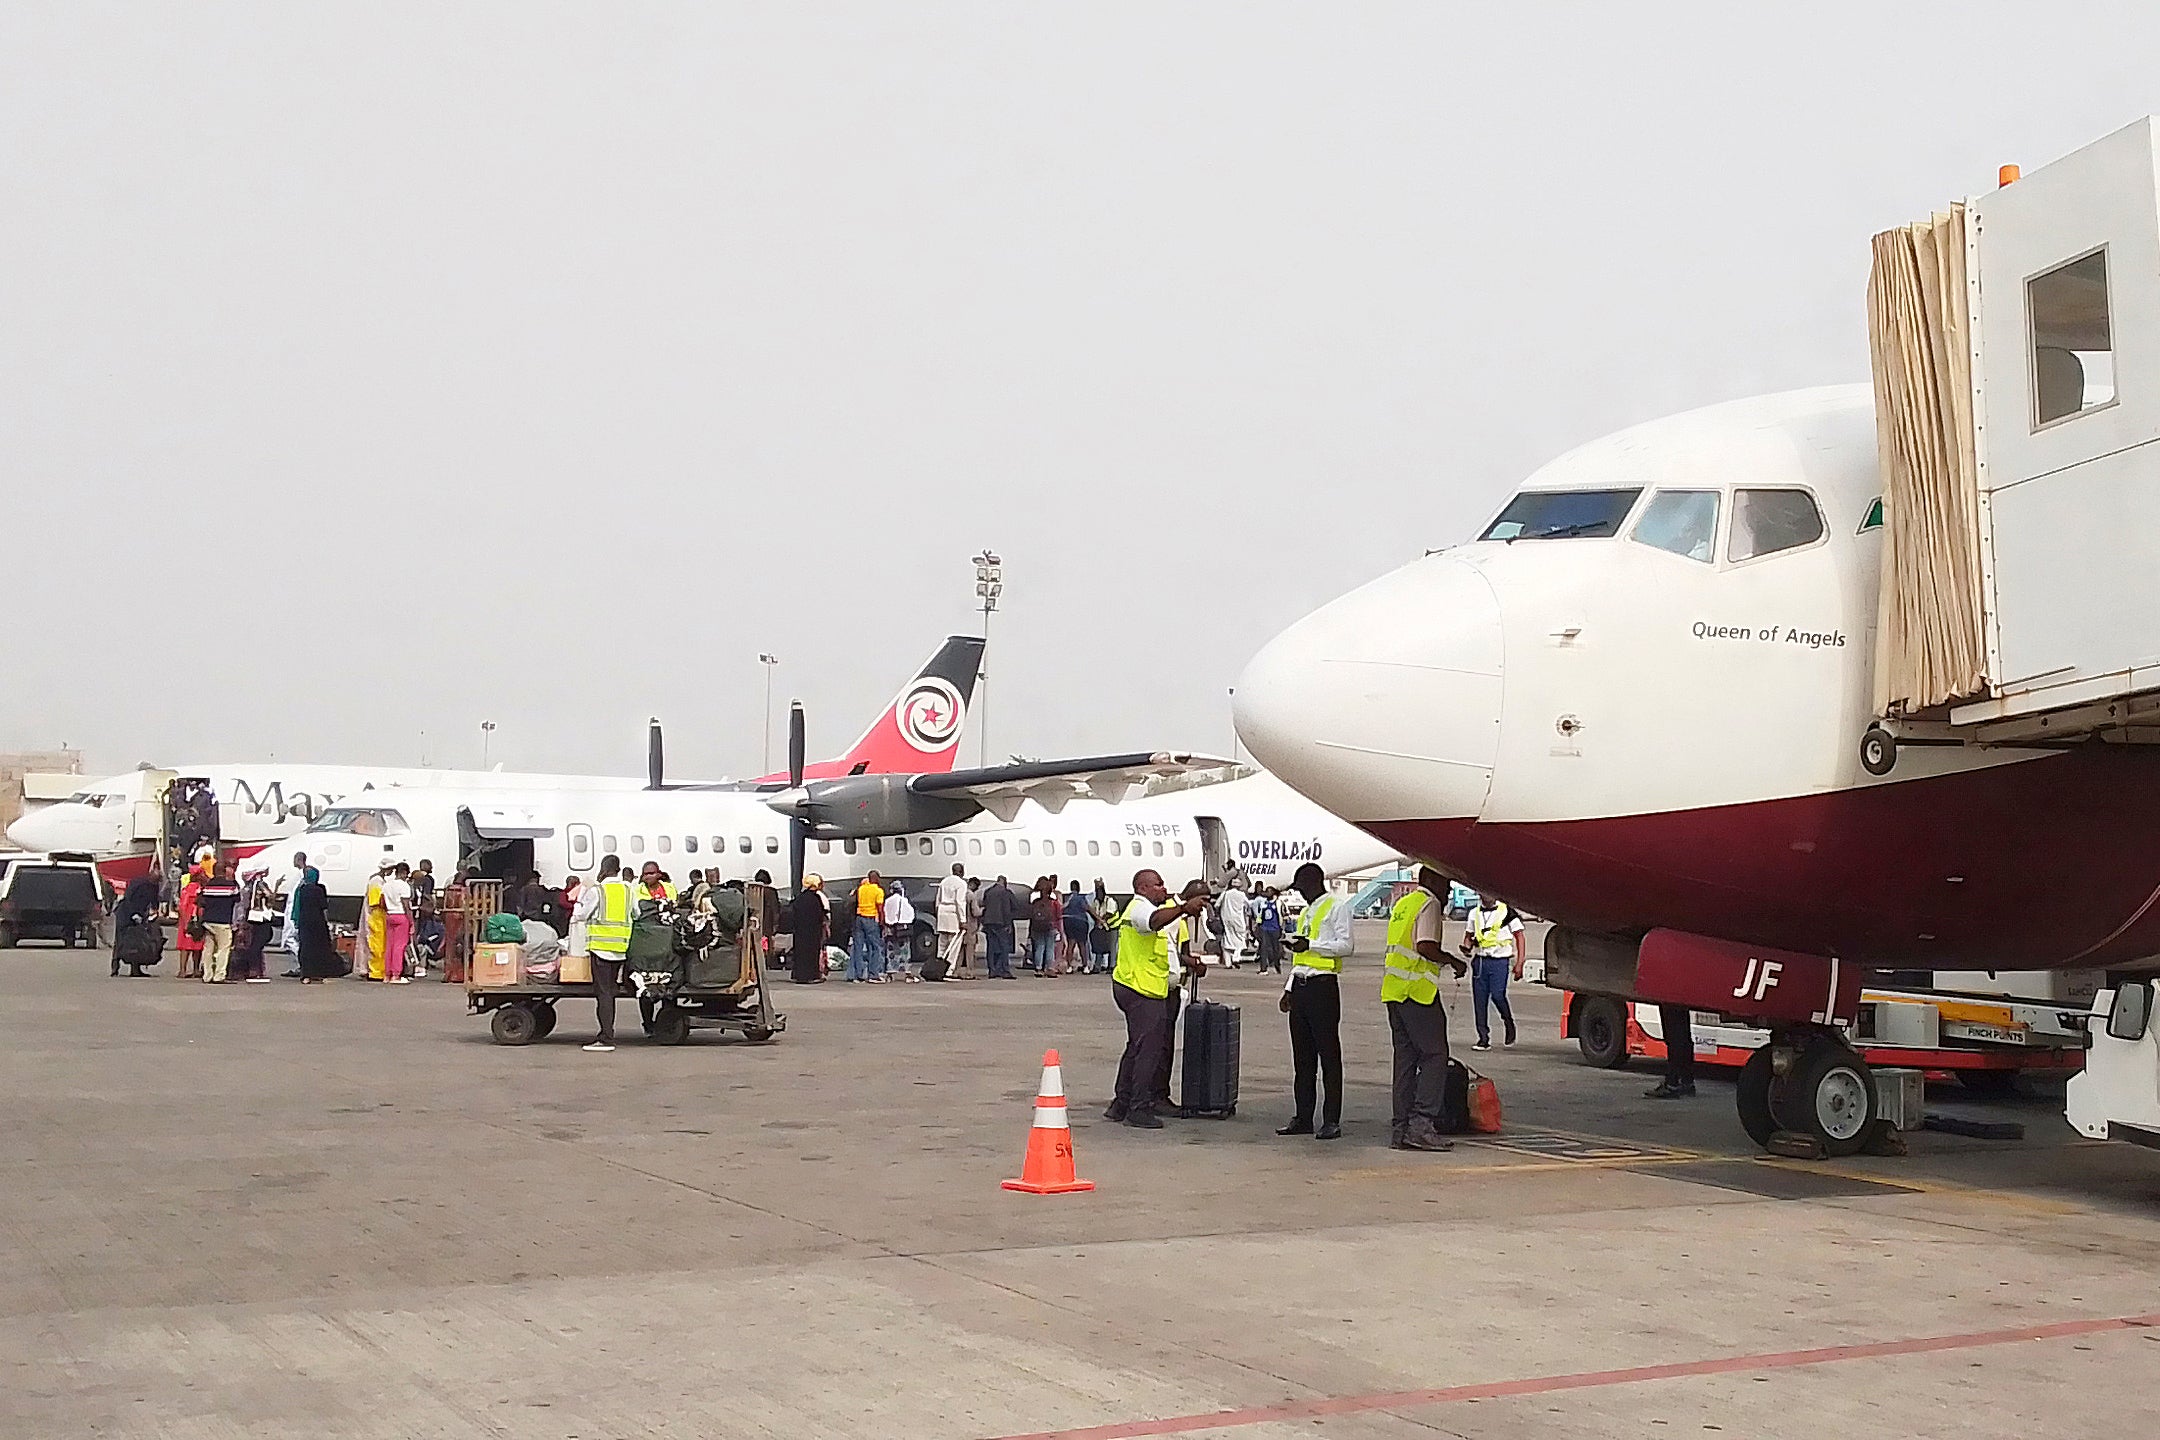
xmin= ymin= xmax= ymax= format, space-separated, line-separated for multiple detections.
xmin=906 ymin=753 xmax=1232 ymax=823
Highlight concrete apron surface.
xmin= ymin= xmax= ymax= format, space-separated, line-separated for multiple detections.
xmin=4 ymin=930 xmax=2159 ymax=1439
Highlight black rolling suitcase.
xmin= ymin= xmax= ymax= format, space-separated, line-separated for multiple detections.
xmin=1180 ymin=975 xmax=1241 ymax=1117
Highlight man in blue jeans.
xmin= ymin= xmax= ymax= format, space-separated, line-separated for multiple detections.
xmin=980 ymin=874 xmax=1020 ymax=980
xmin=847 ymin=871 xmax=887 ymax=983
xmin=1459 ymin=891 xmax=1525 ymax=1051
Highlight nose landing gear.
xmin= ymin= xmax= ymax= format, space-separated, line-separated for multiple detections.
xmin=1735 ymin=1028 xmax=1891 ymax=1159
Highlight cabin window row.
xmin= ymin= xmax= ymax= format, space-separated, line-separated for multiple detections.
xmin=580 ymin=834 xmax=781 ymax=857
xmin=810 ymin=836 xmax=1184 ymax=860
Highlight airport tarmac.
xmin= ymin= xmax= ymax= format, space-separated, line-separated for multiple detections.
xmin=5 ymin=925 xmax=2159 ymax=1439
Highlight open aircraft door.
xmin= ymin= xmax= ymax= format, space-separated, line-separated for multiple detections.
xmin=132 ymin=769 xmax=175 ymax=845
xmin=457 ymin=805 xmax=555 ymax=886
xmin=1194 ymin=815 xmax=1233 ymax=889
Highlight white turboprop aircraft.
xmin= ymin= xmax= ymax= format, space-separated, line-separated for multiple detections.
xmin=1234 ymin=384 xmax=2160 ymax=1152
xmin=295 ymin=713 xmax=1391 ymax=914
xmin=5 ymin=636 xmax=987 ymax=875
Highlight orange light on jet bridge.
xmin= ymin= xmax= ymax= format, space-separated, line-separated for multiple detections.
xmin=1999 ymin=164 xmax=2021 ymax=187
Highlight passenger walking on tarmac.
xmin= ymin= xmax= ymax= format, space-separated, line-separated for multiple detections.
xmin=1645 ymin=1007 xmax=1697 ymax=1099
xmin=847 ymin=870 xmax=887 ymax=983
xmin=883 ymin=882 xmax=920 ymax=982
xmin=964 ymin=876 xmax=984 ymax=974
xmin=981 ymin=874 xmax=1020 ymax=979
xmin=194 ymin=855 xmax=243 ymax=985
xmin=1087 ymin=879 xmax=1116 ymax=974
xmin=1459 ymin=891 xmax=1524 ymax=1051
xmin=174 ymin=865 xmax=205 ymax=980
xmin=1255 ymin=887 xmax=1284 ymax=973
xmin=380 ymin=862 xmax=414 ymax=984
xmin=1385 ymin=868 xmax=1470 ymax=1152
xmin=1028 ymin=878 xmax=1060 ymax=975
xmin=276 ymin=849 xmax=307 ymax=975
xmin=936 ymin=863 xmax=969 ymax=978
xmin=293 ymin=867 xmax=341 ymax=983
xmin=788 ymin=874 xmax=829 ymax=984
xmin=1062 ymin=879 xmax=1093 ymax=975
xmin=359 ymin=862 xmax=389 ymax=981
xmin=1277 ymin=862 xmax=1352 ymax=1140
xmin=1219 ymin=875 xmax=1249 ymax=966
xmin=582 ymin=857 xmax=634 ymax=1052
xmin=1106 ymin=869 xmax=1211 ymax=1129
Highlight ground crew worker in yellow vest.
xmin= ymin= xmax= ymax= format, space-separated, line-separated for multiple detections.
xmin=1384 ymin=868 xmax=1470 ymax=1152
xmin=582 ymin=857 xmax=635 ymax=1053
xmin=1105 ymin=868 xmax=1210 ymax=1130
xmin=1277 ymin=861 xmax=1354 ymax=1140
xmin=1458 ymin=890 xmax=1525 ymax=1051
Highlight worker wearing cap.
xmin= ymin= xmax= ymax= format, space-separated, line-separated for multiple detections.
xmin=1106 ymin=869 xmax=1209 ymax=1129
xmin=583 ymin=857 xmax=634 ymax=1053
xmin=1383 ymin=868 xmax=1469 ymax=1151
xmin=1278 ymin=861 xmax=1353 ymax=1140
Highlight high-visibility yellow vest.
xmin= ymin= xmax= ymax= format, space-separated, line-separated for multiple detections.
xmin=1295 ymin=894 xmax=1342 ymax=973
xmin=1468 ymin=905 xmax=1515 ymax=957
xmin=588 ymin=879 xmax=634 ymax=957
xmin=1111 ymin=896 xmax=1171 ymax=999
xmin=1381 ymin=889 xmax=1440 ymax=1004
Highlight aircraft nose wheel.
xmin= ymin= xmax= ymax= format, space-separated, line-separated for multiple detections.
xmin=1740 ymin=1035 xmax=1879 ymax=1158
xmin=1859 ymin=726 xmax=1897 ymax=777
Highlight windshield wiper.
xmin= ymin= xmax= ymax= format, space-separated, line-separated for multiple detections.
xmin=1527 ymin=521 xmax=1613 ymax=540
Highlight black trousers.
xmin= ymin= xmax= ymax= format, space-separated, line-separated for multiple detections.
xmin=1287 ymin=973 xmax=1343 ymax=1125
xmin=1151 ymin=987 xmax=1184 ymax=1107
xmin=1388 ymin=997 xmax=1450 ymax=1130
xmin=1659 ymin=1004 xmax=1696 ymax=1081
xmin=1257 ymin=931 xmax=1282 ymax=971
xmin=592 ymin=956 xmax=624 ymax=1042
xmin=1113 ymin=980 xmax=1169 ymax=1117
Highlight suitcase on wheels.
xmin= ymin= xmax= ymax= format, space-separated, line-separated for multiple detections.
xmin=1179 ymin=977 xmax=1241 ymax=1117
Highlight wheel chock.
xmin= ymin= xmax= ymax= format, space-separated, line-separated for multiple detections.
xmin=1765 ymin=1129 xmax=1829 ymax=1161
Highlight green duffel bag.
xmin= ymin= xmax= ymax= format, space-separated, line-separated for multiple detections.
xmin=483 ymin=913 xmax=526 ymax=944
xmin=627 ymin=915 xmax=678 ymax=973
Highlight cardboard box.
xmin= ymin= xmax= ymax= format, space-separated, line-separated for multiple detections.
xmin=557 ymin=949 xmax=591 ymax=985
xmin=471 ymin=942 xmax=521 ymax=988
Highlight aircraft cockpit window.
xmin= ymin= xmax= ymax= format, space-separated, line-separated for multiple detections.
xmin=1859 ymin=497 xmax=1884 ymax=533
xmin=1630 ymin=490 xmax=1719 ymax=563
xmin=307 ymin=807 xmax=410 ymax=837
xmin=2028 ymin=248 xmax=2115 ymax=427
xmin=1480 ymin=488 xmax=1642 ymax=542
xmin=1727 ymin=489 xmax=1826 ymax=563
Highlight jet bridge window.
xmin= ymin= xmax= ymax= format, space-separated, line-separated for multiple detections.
xmin=1727 ymin=489 xmax=1825 ymax=563
xmin=1480 ymin=488 xmax=1642 ymax=542
xmin=2028 ymin=248 xmax=2116 ymax=427
xmin=1630 ymin=490 xmax=1719 ymax=563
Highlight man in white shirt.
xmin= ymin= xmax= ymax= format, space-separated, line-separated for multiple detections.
xmin=380 ymin=862 xmax=415 ymax=984
xmin=1277 ymin=862 xmax=1354 ymax=1140
xmin=275 ymin=850 xmax=307 ymax=975
xmin=1459 ymin=891 xmax=1526 ymax=1051
xmin=883 ymin=883 xmax=919 ymax=982
xmin=935 ymin=863 xmax=969 ymax=977
xmin=1218 ymin=878 xmax=1248 ymax=966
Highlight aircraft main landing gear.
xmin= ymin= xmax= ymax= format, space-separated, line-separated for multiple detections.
xmin=1735 ymin=1028 xmax=1890 ymax=1159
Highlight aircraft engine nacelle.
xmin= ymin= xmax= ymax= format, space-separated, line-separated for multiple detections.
xmin=764 ymin=775 xmax=979 ymax=840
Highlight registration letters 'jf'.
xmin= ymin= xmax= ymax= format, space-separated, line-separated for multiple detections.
xmin=1731 ymin=957 xmax=1782 ymax=1003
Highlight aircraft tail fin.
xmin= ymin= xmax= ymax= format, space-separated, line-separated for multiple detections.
xmin=822 ymin=634 xmax=984 ymax=776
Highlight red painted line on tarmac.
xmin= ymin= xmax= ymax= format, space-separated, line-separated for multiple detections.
xmin=989 ymin=1311 xmax=2160 ymax=1440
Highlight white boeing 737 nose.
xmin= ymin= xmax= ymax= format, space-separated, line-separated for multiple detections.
xmin=1234 ymin=553 xmax=1503 ymax=827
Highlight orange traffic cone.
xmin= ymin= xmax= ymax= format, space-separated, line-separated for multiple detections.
xmin=1002 ymin=1049 xmax=1096 ymax=1194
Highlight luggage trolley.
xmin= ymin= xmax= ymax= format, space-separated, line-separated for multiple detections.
xmin=468 ymin=883 xmax=787 ymax=1047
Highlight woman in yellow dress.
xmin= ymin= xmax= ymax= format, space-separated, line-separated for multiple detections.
xmin=361 ymin=864 xmax=389 ymax=981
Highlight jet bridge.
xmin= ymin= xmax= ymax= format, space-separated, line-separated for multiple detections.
xmin=1865 ymin=116 xmax=2160 ymax=768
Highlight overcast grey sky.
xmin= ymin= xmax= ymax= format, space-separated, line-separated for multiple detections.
xmin=5 ymin=3 xmax=2157 ymax=779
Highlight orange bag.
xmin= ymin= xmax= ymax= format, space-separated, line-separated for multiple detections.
xmin=1465 ymin=1070 xmax=1503 ymax=1134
